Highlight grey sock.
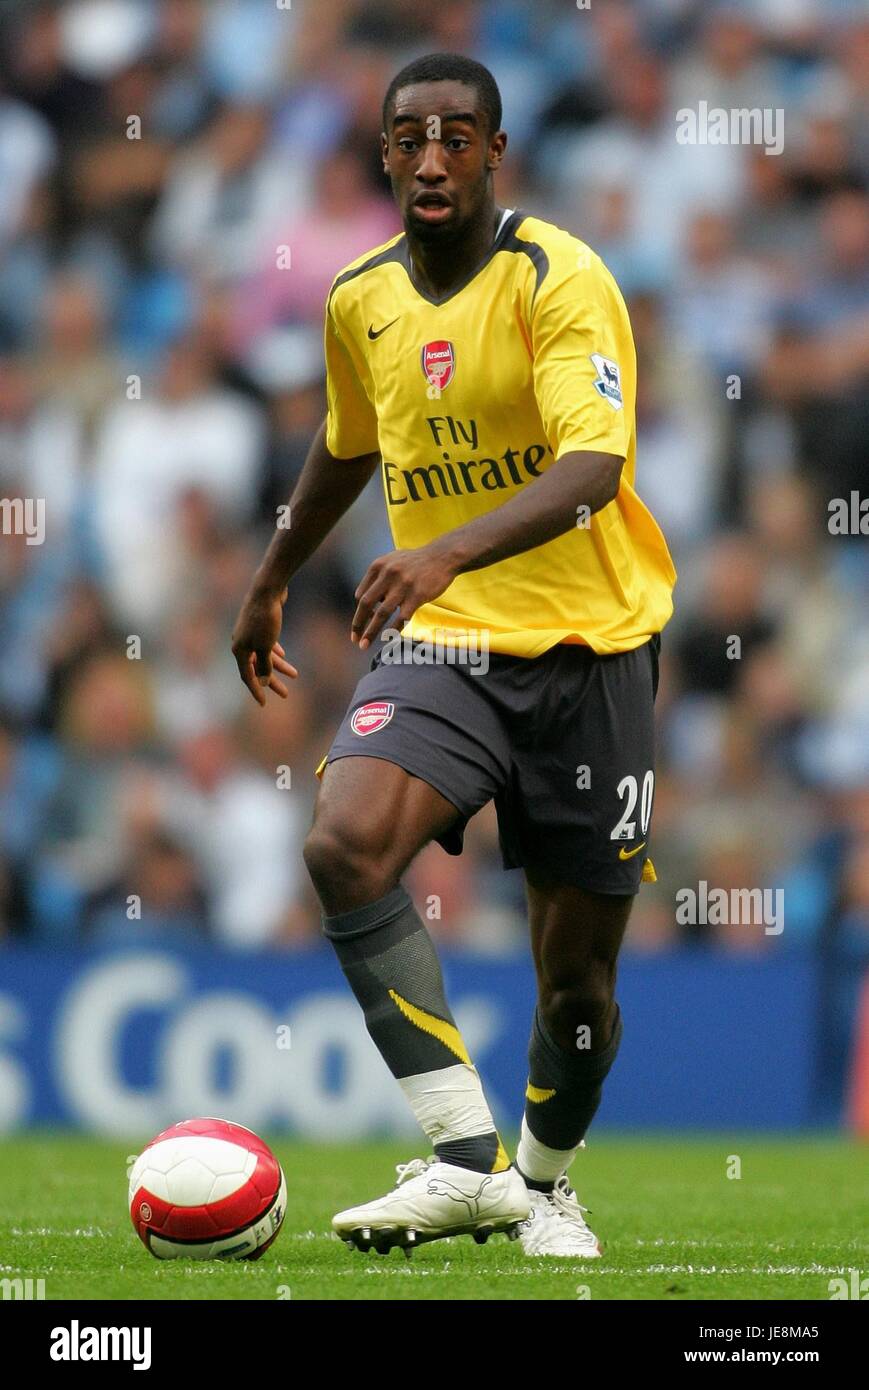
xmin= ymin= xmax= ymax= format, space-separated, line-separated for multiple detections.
xmin=524 ymin=1004 xmax=624 ymax=1150
xmin=322 ymin=886 xmax=471 ymax=1080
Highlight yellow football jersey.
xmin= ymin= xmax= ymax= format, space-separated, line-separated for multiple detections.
xmin=324 ymin=209 xmax=676 ymax=657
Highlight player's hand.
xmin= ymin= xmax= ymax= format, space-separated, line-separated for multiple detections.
xmin=231 ymin=587 xmax=298 ymax=706
xmin=351 ymin=544 xmax=457 ymax=651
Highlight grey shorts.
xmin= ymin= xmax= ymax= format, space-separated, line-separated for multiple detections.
xmin=321 ymin=635 xmax=661 ymax=894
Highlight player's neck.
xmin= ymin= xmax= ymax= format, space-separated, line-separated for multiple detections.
xmin=406 ymin=202 xmax=503 ymax=299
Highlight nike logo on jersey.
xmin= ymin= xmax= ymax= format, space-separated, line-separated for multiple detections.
xmin=618 ymin=841 xmax=646 ymax=861
xmin=367 ymin=317 xmax=400 ymax=339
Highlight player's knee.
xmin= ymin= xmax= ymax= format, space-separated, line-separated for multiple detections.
xmin=302 ymin=820 xmax=394 ymax=910
xmin=542 ymin=979 xmax=615 ymax=1051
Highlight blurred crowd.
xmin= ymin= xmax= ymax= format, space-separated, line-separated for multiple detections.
xmin=0 ymin=0 xmax=867 ymax=960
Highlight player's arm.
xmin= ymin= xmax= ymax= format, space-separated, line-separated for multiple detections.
xmin=431 ymin=446 xmax=624 ymax=570
xmin=350 ymin=449 xmax=622 ymax=649
xmin=234 ymin=285 xmax=382 ymax=703
xmin=430 ymin=447 xmax=624 ymax=574
xmin=232 ymin=418 xmax=379 ymax=704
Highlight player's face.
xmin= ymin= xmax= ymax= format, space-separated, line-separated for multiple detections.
xmin=381 ymin=80 xmax=506 ymax=243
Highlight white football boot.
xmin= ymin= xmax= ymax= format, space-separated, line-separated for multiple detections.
xmin=333 ymin=1156 xmax=530 ymax=1256
xmin=518 ymin=1174 xmax=602 ymax=1257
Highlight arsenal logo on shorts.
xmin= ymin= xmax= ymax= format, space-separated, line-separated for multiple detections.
xmin=421 ymin=340 xmax=455 ymax=391
xmin=350 ymin=701 xmax=395 ymax=736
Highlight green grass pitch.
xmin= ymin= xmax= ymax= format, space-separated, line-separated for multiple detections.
xmin=1 ymin=1134 xmax=866 ymax=1301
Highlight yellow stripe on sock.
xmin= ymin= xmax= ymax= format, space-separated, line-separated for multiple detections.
xmin=388 ymin=990 xmax=472 ymax=1065
xmin=491 ymin=1136 xmax=511 ymax=1173
xmin=526 ymin=1083 xmax=556 ymax=1104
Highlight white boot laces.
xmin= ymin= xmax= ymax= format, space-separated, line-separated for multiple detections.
xmin=394 ymin=1156 xmax=436 ymax=1188
xmin=549 ymin=1174 xmax=592 ymax=1227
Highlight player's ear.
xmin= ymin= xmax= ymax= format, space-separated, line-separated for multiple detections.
xmin=486 ymin=129 xmax=507 ymax=173
xmin=380 ymin=130 xmax=389 ymax=173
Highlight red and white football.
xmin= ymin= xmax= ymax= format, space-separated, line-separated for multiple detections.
xmin=128 ymin=1117 xmax=286 ymax=1260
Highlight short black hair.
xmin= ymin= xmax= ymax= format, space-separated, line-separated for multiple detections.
xmin=382 ymin=52 xmax=502 ymax=139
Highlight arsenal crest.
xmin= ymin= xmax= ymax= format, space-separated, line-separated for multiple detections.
xmin=421 ymin=340 xmax=456 ymax=391
xmin=350 ymin=701 xmax=395 ymax=736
